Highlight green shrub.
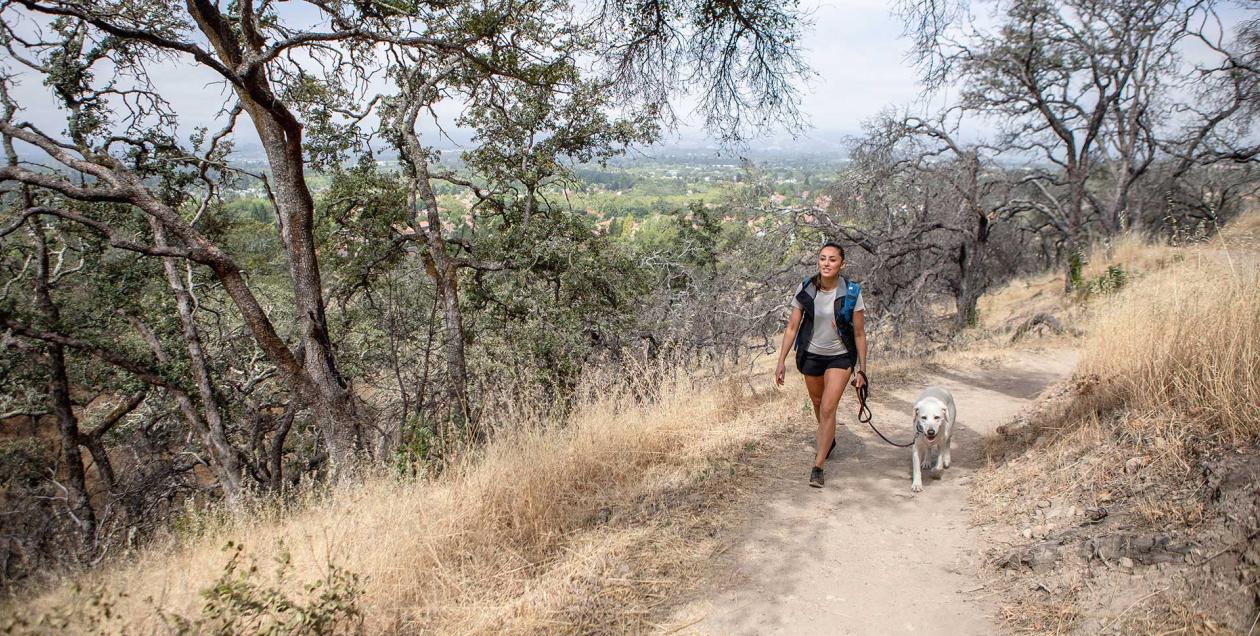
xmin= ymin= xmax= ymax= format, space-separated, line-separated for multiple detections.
xmin=1075 ymin=264 xmax=1127 ymax=299
xmin=160 ymin=541 xmax=363 ymax=635
xmin=393 ymin=413 xmax=439 ymax=476
xmin=1068 ymin=251 xmax=1085 ymax=289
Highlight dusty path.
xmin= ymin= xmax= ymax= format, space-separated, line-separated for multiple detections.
xmin=669 ymin=348 xmax=1078 ymax=635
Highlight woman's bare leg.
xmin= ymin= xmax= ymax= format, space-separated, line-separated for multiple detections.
xmin=804 ymin=374 xmax=825 ymax=421
xmin=814 ymin=367 xmax=852 ymax=468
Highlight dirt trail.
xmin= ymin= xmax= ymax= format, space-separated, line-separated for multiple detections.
xmin=669 ymin=348 xmax=1078 ymax=635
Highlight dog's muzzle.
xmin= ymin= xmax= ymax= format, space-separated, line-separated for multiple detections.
xmin=925 ymin=429 xmax=937 ymax=441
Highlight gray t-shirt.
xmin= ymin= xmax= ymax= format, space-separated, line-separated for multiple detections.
xmin=790 ymin=283 xmax=865 ymax=356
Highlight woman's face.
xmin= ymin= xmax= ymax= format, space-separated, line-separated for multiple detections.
xmin=818 ymin=247 xmax=843 ymax=278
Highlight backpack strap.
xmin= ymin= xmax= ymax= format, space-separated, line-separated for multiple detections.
xmin=839 ymin=278 xmax=861 ymax=323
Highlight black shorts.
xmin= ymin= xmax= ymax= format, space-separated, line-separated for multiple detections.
xmin=796 ymin=351 xmax=856 ymax=377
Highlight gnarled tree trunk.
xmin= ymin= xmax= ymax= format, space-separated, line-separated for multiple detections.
xmin=30 ymin=223 xmax=96 ymax=557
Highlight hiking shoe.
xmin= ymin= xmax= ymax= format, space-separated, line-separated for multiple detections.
xmin=809 ymin=466 xmax=824 ymax=488
xmin=825 ymin=438 xmax=836 ymax=460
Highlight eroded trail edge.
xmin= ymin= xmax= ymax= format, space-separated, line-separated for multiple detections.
xmin=669 ymin=348 xmax=1078 ymax=635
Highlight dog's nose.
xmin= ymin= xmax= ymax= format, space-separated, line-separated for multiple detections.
xmin=927 ymin=429 xmax=936 ymax=436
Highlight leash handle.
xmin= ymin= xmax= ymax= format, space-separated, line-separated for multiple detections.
xmin=854 ymin=370 xmax=872 ymax=424
xmin=853 ymin=369 xmax=919 ymax=448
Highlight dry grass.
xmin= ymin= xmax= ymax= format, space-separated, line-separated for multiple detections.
xmin=998 ymin=589 xmax=1084 ymax=634
xmin=977 ymin=268 xmax=1073 ymax=334
xmin=978 ymin=237 xmax=1260 ymax=517
xmin=1080 ymin=250 xmax=1260 ymax=445
xmin=1219 ymin=206 xmax=1260 ymax=247
xmin=977 ymin=232 xmax=1221 ymax=338
xmin=1108 ymin=600 xmax=1241 ymax=635
xmin=6 ymin=365 xmax=798 ymax=634
xmin=973 ymin=213 xmax=1260 ymax=634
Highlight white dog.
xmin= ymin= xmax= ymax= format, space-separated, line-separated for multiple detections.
xmin=910 ymin=386 xmax=956 ymax=492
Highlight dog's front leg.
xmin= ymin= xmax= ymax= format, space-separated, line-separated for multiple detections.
xmin=911 ymin=441 xmax=923 ymax=492
xmin=943 ymin=424 xmax=952 ymax=469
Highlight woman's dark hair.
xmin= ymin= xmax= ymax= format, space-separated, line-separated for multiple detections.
xmin=810 ymin=241 xmax=846 ymax=289
xmin=819 ymin=241 xmax=845 ymax=259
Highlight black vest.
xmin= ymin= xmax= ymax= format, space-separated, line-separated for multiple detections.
xmin=794 ymin=276 xmax=861 ymax=367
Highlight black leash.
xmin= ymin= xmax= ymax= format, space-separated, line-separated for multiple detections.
xmin=853 ymin=371 xmax=919 ymax=448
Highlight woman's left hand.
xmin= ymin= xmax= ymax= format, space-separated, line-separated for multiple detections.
xmin=851 ymin=370 xmax=866 ymax=388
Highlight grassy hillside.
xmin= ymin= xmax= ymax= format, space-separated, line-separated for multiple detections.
xmin=5 ymin=366 xmax=803 ymax=634
xmin=973 ymin=214 xmax=1260 ymax=633
xmin=7 ymin=213 xmax=1257 ymax=634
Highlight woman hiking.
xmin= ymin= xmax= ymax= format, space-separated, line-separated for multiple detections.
xmin=774 ymin=241 xmax=868 ymax=488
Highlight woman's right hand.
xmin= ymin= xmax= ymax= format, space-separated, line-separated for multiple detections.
xmin=775 ymin=361 xmax=786 ymax=386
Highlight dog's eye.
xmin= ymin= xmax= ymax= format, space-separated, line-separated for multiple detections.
xmin=933 ymin=416 xmax=940 ymax=420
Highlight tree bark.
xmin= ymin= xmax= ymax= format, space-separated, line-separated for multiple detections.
xmin=150 ymin=219 xmax=243 ymax=499
xmin=421 ymin=250 xmax=472 ymax=432
xmin=30 ymin=222 xmax=96 ymax=557
xmin=78 ymin=389 xmax=146 ymax=492
xmin=954 ymin=159 xmax=991 ymax=330
xmin=954 ymin=242 xmax=983 ymax=330
xmin=187 ymin=0 xmax=365 ymax=472
xmin=392 ymin=62 xmax=476 ymax=439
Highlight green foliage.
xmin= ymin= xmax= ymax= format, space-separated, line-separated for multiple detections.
xmin=964 ymin=306 xmax=981 ymax=329
xmin=393 ymin=413 xmax=439 ymax=476
xmin=284 ymin=72 xmax=365 ymax=171
xmin=0 ymin=438 xmax=54 ymax=491
xmin=1083 ymin=263 xmax=1123 ymax=297
xmin=463 ymin=210 xmax=652 ymax=399
xmin=317 ymin=157 xmax=411 ymax=297
xmin=1075 ymin=264 xmax=1127 ymax=299
xmin=675 ymin=201 xmax=723 ymax=269
xmin=160 ymin=541 xmax=363 ymax=635
xmin=1068 ymin=251 xmax=1085 ymax=290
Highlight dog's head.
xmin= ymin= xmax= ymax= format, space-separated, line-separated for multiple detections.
xmin=914 ymin=398 xmax=948 ymax=442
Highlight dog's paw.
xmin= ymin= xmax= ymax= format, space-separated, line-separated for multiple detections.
xmin=911 ymin=482 xmax=923 ymax=492
xmin=943 ymin=459 xmax=951 ymax=469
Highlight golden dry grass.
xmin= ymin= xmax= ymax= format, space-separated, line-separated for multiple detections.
xmin=978 ymin=236 xmax=1260 ymax=517
xmin=1107 ymin=600 xmax=1240 ymax=635
xmin=974 ymin=212 xmax=1260 ymax=633
xmin=977 ymin=268 xmax=1073 ymax=334
xmin=7 ymin=366 xmax=799 ymax=634
xmin=1219 ymin=205 xmax=1260 ymax=247
xmin=998 ymin=589 xmax=1084 ymax=634
xmin=1080 ymin=250 xmax=1260 ymax=445
xmin=977 ymin=232 xmax=1221 ymax=338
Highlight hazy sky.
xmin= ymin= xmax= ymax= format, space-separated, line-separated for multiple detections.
xmin=737 ymin=0 xmax=923 ymax=141
xmin=5 ymin=0 xmax=923 ymax=150
xmin=5 ymin=1 xmax=1251 ymax=154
